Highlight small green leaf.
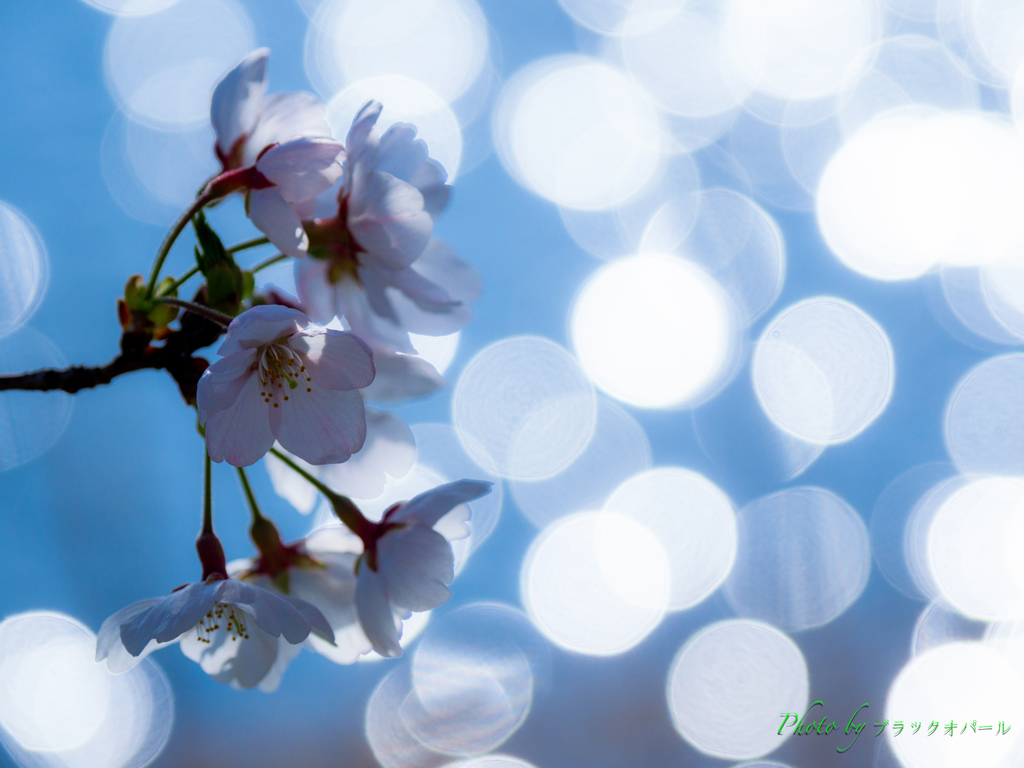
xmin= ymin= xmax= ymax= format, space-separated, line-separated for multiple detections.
xmin=193 ymin=212 xmax=244 ymax=314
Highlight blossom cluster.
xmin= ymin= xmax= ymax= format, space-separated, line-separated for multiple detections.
xmin=94 ymin=49 xmax=490 ymax=690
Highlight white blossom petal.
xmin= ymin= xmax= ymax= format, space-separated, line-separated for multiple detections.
xmin=119 ymin=582 xmax=218 ymax=655
xmin=376 ymin=122 xmax=449 ymax=216
xmin=96 ymin=597 xmax=164 ymax=673
xmin=218 ymin=305 xmax=308 ymax=355
xmin=196 ymin=349 xmax=257 ymax=424
xmin=362 ymin=352 xmax=445 ymax=402
xmin=319 ymin=408 xmax=415 ymax=499
xmin=391 ymin=479 xmax=493 ymax=529
xmin=256 ymin=138 xmax=344 ymax=204
xmin=276 ymin=592 xmax=335 ymax=643
xmin=345 ymin=100 xmax=383 ymax=170
xmin=248 ymin=187 xmax=309 ymax=259
xmin=211 ymin=48 xmax=268 ymax=159
xmin=265 ymin=447 xmax=321 ymax=514
xmin=391 ymin=239 xmax=480 ymax=336
xmin=245 ymin=91 xmax=334 ymax=166
xmin=180 ymin=617 xmax=280 ymax=690
xmin=377 ymin=526 xmax=453 ymax=612
xmin=214 ymin=579 xmax=314 ymax=644
xmin=294 ymin=257 xmax=341 ymax=325
xmin=204 ymin=372 xmax=275 ymax=467
xmin=258 ymin=638 xmax=303 ymax=693
xmin=355 ymin=563 xmax=402 ymax=658
xmin=348 ymin=171 xmax=432 ymax=269
xmin=270 ymin=384 xmax=367 ymax=465
xmin=288 ymin=329 xmax=375 ymax=391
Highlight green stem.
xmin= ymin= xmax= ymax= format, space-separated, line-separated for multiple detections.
xmin=228 ymin=236 xmax=270 ymax=254
xmin=202 ymin=452 xmax=213 ymax=535
xmin=166 ymin=265 xmax=200 ymax=294
xmin=154 ymin=297 xmax=233 ymax=327
xmin=236 ymin=467 xmax=265 ymax=522
xmin=268 ymin=448 xmax=365 ymax=535
xmin=146 ymin=191 xmax=214 ymax=299
xmin=250 ymin=253 xmax=288 ymax=274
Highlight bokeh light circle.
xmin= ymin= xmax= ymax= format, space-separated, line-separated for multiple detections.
xmin=725 ymin=487 xmax=871 ymax=630
xmin=926 ymin=476 xmax=1024 ymax=620
xmin=103 ymin=0 xmax=255 ymax=128
xmin=571 ymin=253 xmax=739 ymax=409
xmin=521 ymin=511 xmax=670 ymax=656
xmin=0 ymin=203 xmax=48 ymax=340
xmin=493 ymin=56 xmax=662 ymax=210
xmin=79 ymin=0 xmax=179 ymax=15
xmin=305 ymin=0 xmax=488 ymax=104
xmin=887 ymin=642 xmax=1024 ymax=768
xmin=945 ymin=353 xmax=1024 ymax=475
xmin=603 ymin=467 xmax=737 ymax=611
xmin=753 ymin=297 xmax=894 ymax=444
xmin=453 ymin=336 xmax=597 ymax=480
xmin=911 ymin=601 xmax=988 ymax=657
xmin=0 ymin=611 xmax=173 ymax=768
xmin=667 ymin=619 xmax=809 ymax=760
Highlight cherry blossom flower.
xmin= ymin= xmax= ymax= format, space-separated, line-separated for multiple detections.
xmin=95 ymin=576 xmax=335 ymax=691
xmin=349 ymin=479 xmax=493 ymax=657
xmin=295 ymin=101 xmax=480 ymax=354
xmin=197 ymin=304 xmax=375 ymax=467
xmin=205 ymin=49 xmax=344 ymax=258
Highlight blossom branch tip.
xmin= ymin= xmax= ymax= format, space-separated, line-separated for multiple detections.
xmin=155 ymin=298 xmax=233 ymax=327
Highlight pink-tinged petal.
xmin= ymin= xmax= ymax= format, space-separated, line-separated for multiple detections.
xmin=264 ymin=446 xmax=321 ymax=514
xmin=304 ymin=524 xmax=362 ymax=555
xmin=362 ymin=352 xmax=445 ymax=402
xmin=249 ymin=188 xmax=309 ymax=259
xmin=196 ymin=349 xmax=257 ymax=424
xmin=348 ymin=171 xmax=432 ymax=269
xmin=391 ymin=479 xmax=493 ymax=528
xmin=293 ymin=196 xmax=317 ymax=220
xmin=256 ymin=138 xmax=344 ymax=203
xmin=355 ymin=564 xmax=402 ymax=658
xmin=120 ymin=582 xmax=219 ymax=655
xmin=180 ymin=619 xmax=280 ymax=690
xmin=320 ymin=408 xmax=415 ymax=499
xmin=342 ymin=278 xmax=418 ymax=355
xmin=211 ymin=48 xmax=268 ymax=159
xmin=376 ymin=122 xmax=450 ymax=215
xmin=96 ymin=598 xmax=163 ymax=671
xmin=393 ymin=240 xmax=480 ymax=336
xmin=289 ymin=329 xmax=375 ymax=390
xmin=204 ymin=373 xmax=276 ymax=467
xmin=244 ymin=91 xmax=334 ymax=166
xmin=377 ymin=526 xmax=453 ymax=612
xmin=214 ymin=579 xmax=312 ymax=644
xmin=258 ymin=638 xmax=303 ymax=692
xmin=346 ymin=100 xmax=383 ymax=167
xmin=270 ymin=384 xmax=367 ymax=465
xmin=294 ymin=257 xmax=343 ymax=325
xmin=388 ymin=266 xmax=459 ymax=314
xmin=220 ymin=304 xmax=309 ymax=354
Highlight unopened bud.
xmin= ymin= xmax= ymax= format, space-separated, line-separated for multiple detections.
xmin=196 ymin=530 xmax=228 ymax=581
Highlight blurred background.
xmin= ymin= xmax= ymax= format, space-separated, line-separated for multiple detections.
xmin=4 ymin=0 xmax=1024 ymax=766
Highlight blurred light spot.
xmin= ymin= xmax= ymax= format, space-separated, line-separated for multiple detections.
xmin=0 ymin=612 xmax=172 ymax=768
xmin=453 ymin=336 xmax=597 ymax=480
xmin=0 ymin=328 xmax=73 ymax=472
xmin=693 ymin=374 xmax=825 ymax=488
xmin=724 ymin=0 xmax=880 ymax=101
xmin=409 ymin=604 xmax=546 ymax=755
xmin=661 ymin=106 xmax=741 ymax=154
xmin=440 ymin=757 xmax=538 ymax=768
xmin=669 ymin=189 xmax=786 ymax=325
xmin=556 ymin=0 xmax=679 ymax=35
xmin=903 ymin=475 xmax=972 ymax=602
xmin=870 ymin=462 xmax=958 ymax=601
xmin=571 ymin=253 xmax=739 ymax=409
xmin=667 ymin=620 xmax=808 ymax=760
xmin=0 ymin=203 xmax=48 ymax=340
xmin=561 ymin=154 xmax=700 ymax=260
xmin=946 ymin=354 xmax=1024 ymax=474
xmin=80 ymin=0 xmax=180 ymax=15
xmin=937 ymin=266 xmax=1024 ymax=346
xmin=305 ymin=0 xmax=488 ymax=105
xmin=886 ymin=643 xmax=1024 ymax=768
xmin=366 ymin=666 xmax=450 ymax=768
xmin=512 ymin=398 xmax=651 ymax=529
xmin=927 ymin=476 xmax=1024 ymax=620
xmin=604 ymin=467 xmax=736 ymax=611
xmin=409 ymin=332 xmax=459 ymax=375
xmin=979 ymin=260 xmax=1024 ymax=341
xmin=729 ymin=111 xmax=815 ymax=211
xmin=620 ymin=6 xmax=756 ymax=118
xmin=411 ymin=423 xmax=504 ymax=553
xmin=725 ymin=487 xmax=870 ymax=630
xmin=326 ymin=76 xmax=463 ymax=180
xmin=753 ymin=297 xmax=893 ymax=444
xmin=103 ymin=0 xmax=255 ymax=128
xmin=971 ymin=0 xmax=1024 ymax=83
xmin=912 ymin=602 xmax=988 ymax=657
xmin=818 ymin=110 xmax=1024 ymax=280
xmin=493 ymin=56 xmax=662 ymax=210
xmin=937 ymin=0 xmax=1007 ymax=87
xmin=521 ymin=511 xmax=670 ymax=656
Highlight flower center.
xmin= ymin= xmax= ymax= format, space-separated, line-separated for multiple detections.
xmin=256 ymin=341 xmax=314 ymax=406
xmin=195 ymin=603 xmax=250 ymax=643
